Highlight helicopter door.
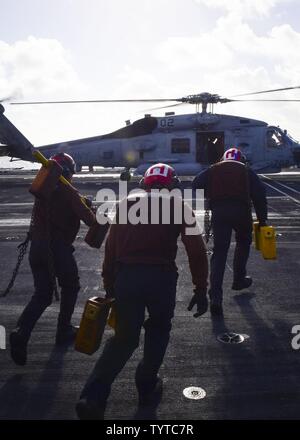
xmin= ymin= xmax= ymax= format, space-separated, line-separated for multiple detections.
xmin=196 ymin=132 xmax=224 ymax=165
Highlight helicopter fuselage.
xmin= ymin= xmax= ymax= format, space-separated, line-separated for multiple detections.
xmin=37 ymin=112 xmax=300 ymax=174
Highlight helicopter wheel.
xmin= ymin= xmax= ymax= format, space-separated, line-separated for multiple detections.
xmin=120 ymin=170 xmax=131 ymax=181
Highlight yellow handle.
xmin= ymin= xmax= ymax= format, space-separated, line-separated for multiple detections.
xmin=32 ymin=150 xmax=88 ymax=207
xmin=33 ymin=150 xmax=48 ymax=167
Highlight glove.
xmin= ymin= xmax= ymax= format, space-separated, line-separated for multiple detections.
xmin=187 ymin=288 xmax=208 ymax=318
xmin=105 ymin=288 xmax=115 ymax=299
xmin=84 ymin=196 xmax=99 ymax=214
xmin=84 ymin=196 xmax=93 ymax=208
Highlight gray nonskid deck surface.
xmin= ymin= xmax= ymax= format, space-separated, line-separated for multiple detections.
xmin=0 ymin=172 xmax=299 ymax=420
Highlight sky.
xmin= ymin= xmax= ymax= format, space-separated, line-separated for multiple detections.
xmin=1 ymin=0 xmax=300 ymax=167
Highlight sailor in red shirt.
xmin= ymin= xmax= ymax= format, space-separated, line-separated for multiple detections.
xmin=193 ymin=148 xmax=268 ymax=316
xmin=76 ymin=163 xmax=208 ymax=420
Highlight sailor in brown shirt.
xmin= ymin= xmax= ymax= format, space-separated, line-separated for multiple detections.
xmin=10 ymin=153 xmax=96 ymax=366
xmin=76 ymin=163 xmax=208 ymax=420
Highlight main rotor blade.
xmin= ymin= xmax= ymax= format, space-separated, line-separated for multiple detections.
xmin=0 ymin=95 xmax=14 ymax=103
xmin=10 ymin=98 xmax=180 ymax=105
xmin=143 ymin=102 xmax=186 ymax=112
xmin=231 ymin=86 xmax=300 ymax=98
xmin=227 ymin=99 xmax=300 ymax=102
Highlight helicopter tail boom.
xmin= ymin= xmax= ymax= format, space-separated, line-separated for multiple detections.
xmin=0 ymin=104 xmax=35 ymax=161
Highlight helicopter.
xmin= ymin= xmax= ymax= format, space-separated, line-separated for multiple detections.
xmin=0 ymin=86 xmax=300 ymax=180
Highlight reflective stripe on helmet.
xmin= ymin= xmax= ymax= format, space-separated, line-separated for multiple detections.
xmin=145 ymin=164 xmax=169 ymax=178
xmin=223 ymin=148 xmax=242 ymax=162
xmin=143 ymin=163 xmax=177 ymax=187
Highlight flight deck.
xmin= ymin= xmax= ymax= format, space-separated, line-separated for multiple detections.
xmin=0 ymin=170 xmax=299 ymax=420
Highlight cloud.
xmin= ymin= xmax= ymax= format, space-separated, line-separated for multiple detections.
xmin=0 ymin=37 xmax=164 ymax=149
xmin=155 ymin=11 xmax=300 ymax=92
xmin=114 ymin=66 xmax=165 ymax=99
xmin=0 ymin=36 xmax=102 ymax=147
xmin=143 ymin=7 xmax=300 ymax=139
xmin=1 ymin=6 xmax=300 ymax=165
xmin=157 ymin=35 xmax=234 ymax=72
xmin=216 ymin=15 xmax=300 ymax=63
xmin=195 ymin=0 xmax=292 ymax=18
xmin=0 ymin=36 xmax=87 ymax=100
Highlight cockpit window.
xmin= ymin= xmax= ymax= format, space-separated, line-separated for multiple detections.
xmin=267 ymin=129 xmax=284 ymax=148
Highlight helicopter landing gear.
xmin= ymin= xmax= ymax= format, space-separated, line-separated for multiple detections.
xmin=120 ymin=169 xmax=131 ymax=181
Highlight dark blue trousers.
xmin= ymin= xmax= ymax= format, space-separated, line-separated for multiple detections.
xmin=80 ymin=263 xmax=177 ymax=406
xmin=17 ymin=239 xmax=80 ymax=340
xmin=209 ymin=202 xmax=252 ymax=305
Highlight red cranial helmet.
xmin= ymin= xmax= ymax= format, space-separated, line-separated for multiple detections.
xmin=50 ymin=152 xmax=76 ymax=178
xmin=223 ymin=147 xmax=243 ymax=162
xmin=142 ymin=163 xmax=180 ymax=189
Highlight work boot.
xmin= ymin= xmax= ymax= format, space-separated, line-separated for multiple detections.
xmin=10 ymin=328 xmax=28 ymax=366
xmin=232 ymin=276 xmax=253 ymax=291
xmin=55 ymin=325 xmax=79 ymax=346
xmin=75 ymin=398 xmax=105 ymax=420
xmin=138 ymin=377 xmax=163 ymax=407
xmin=210 ymin=303 xmax=223 ymax=317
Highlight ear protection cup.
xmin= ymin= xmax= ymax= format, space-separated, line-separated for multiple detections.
xmin=139 ymin=177 xmax=146 ymax=189
xmin=61 ymin=167 xmax=72 ymax=180
xmin=171 ymin=176 xmax=181 ymax=189
xmin=50 ymin=152 xmax=76 ymax=179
